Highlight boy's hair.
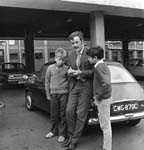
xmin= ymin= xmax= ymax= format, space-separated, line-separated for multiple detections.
xmin=68 ymin=31 xmax=84 ymax=41
xmin=55 ymin=48 xmax=67 ymax=58
xmin=87 ymin=46 xmax=104 ymax=60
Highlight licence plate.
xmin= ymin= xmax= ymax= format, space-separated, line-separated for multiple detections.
xmin=111 ymin=101 xmax=139 ymax=115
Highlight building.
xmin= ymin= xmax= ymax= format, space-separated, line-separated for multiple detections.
xmin=1 ymin=39 xmax=144 ymax=71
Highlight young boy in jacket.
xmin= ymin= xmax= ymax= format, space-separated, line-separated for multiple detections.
xmin=87 ymin=46 xmax=112 ymax=150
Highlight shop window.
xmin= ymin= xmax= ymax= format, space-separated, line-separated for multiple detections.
xmin=35 ymin=52 xmax=43 ymax=59
xmin=22 ymin=53 xmax=25 ymax=59
xmin=137 ymin=51 xmax=142 ymax=58
xmin=10 ymin=53 xmax=18 ymax=60
xmin=50 ymin=52 xmax=55 ymax=59
xmin=112 ymin=51 xmax=118 ymax=61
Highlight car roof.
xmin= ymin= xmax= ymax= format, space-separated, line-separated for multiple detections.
xmin=104 ymin=60 xmax=124 ymax=67
xmin=2 ymin=62 xmax=25 ymax=65
xmin=44 ymin=61 xmax=55 ymax=66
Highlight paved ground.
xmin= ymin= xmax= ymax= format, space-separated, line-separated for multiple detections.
xmin=0 ymin=83 xmax=144 ymax=150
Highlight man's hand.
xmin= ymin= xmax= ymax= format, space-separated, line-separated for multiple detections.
xmin=73 ymin=70 xmax=81 ymax=75
xmin=68 ymin=67 xmax=81 ymax=76
xmin=93 ymin=96 xmax=101 ymax=105
xmin=93 ymin=96 xmax=102 ymax=105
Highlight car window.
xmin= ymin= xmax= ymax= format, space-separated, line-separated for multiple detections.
xmin=129 ymin=59 xmax=144 ymax=66
xmin=108 ymin=65 xmax=136 ymax=83
xmin=2 ymin=63 xmax=25 ymax=72
xmin=40 ymin=65 xmax=49 ymax=81
xmin=39 ymin=62 xmax=55 ymax=81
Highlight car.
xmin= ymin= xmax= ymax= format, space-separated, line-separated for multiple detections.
xmin=24 ymin=61 xmax=144 ymax=127
xmin=126 ymin=58 xmax=144 ymax=78
xmin=0 ymin=62 xmax=31 ymax=87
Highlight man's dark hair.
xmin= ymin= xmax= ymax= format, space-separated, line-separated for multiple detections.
xmin=87 ymin=46 xmax=104 ymax=59
xmin=68 ymin=31 xmax=84 ymax=41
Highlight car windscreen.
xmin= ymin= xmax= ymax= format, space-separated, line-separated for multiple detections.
xmin=2 ymin=63 xmax=25 ymax=73
xmin=108 ymin=65 xmax=136 ymax=83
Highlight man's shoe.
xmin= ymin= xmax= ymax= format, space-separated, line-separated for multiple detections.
xmin=66 ymin=143 xmax=77 ymax=150
xmin=61 ymin=138 xmax=71 ymax=147
xmin=57 ymin=136 xmax=65 ymax=143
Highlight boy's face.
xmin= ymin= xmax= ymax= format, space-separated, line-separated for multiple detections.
xmin=70 ymin=36 xmax=84 ymax=53
xmin=55 ymin=56 xmax=65 ymax=67
xmin=88 ymin=56 xmax=98 ymax=65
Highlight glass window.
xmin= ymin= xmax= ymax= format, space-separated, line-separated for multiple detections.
xmin=108 ymin=65 xmax=136 ymax=83
xmin=35 ymin=52 xmax=43 ymax=59
xmin=10 ymin=53 xmax=18 ymax=60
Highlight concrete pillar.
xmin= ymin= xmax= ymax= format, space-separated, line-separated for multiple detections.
xmin=122 ymin=39 xmax=129 ymax=66
xmin=24 ymin=30 xmax=35 ymax=72
xmin=44 ymin=40 xmax=48 ymax=63
xmin=108 ymin=50 xmax=112 ymax=60
xmin=18 ymin=40 xmax=22 ymax=63
xmin=90 ymin=11 xmax=105 ymax=49
xmin=133 ymin=50 xmax=137 ymax=59
xmin=117 ymin=50 xmax=122 ymax=62
xmin=142 ymin=42 xmax=144 ymax=58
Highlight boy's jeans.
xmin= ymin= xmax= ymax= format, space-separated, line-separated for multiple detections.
xmin=95 ymin=97 xmax=112 ymax=150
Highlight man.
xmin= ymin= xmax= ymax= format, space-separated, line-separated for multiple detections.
xmin=61 ymin=31 xmax=93 ymax=150
xmin=87 ymin=46 xmax=112 ymax=150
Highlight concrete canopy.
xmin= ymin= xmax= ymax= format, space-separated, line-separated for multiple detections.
xmin=0 ymin=0 xmax=144 ymax=40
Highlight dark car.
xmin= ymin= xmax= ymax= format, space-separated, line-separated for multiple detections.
xmin=0 ymin=62 xmax=28 ymax=87
xmin=25 ymin=61 xmax=144 ymax=126
xmin=126 ymin=58 xmax=144 ymax=78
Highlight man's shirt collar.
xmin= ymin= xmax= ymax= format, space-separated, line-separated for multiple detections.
xmin=76 ymin=46 xmax=84 ymax=55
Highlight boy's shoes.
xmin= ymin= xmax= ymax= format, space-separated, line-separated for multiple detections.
xmin=57 ymin=136 xmax=65 ymax=143
xmin=61 ymin=138 xmax=71 ymax=147
xmin=0 ymin=103 xmax=5 ymax=109
xmin=94 ymin=146 xmax=106 ymax=150
xmin=44 ymin=132 xmax=55 ymax=138
xmin=66 ymin=143 xmax=77 ymax=150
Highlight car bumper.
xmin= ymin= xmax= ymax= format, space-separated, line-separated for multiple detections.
xmin=8 ymin=79 xmax=25 ymax=84
xmin=88 ymin=111 xmax=144 ymax=125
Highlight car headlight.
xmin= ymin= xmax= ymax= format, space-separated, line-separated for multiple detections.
xmin=8 ymin=74 xmax=14 ymax=79
xmin=23 ymin=75 xmax=28 ymax=80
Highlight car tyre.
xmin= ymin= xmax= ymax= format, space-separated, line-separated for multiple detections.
xmin=2 ymin=83 xmax=9 ymax=89
xmin=25 ymin=93 xmax=35 ymax=111
xmin=126 ymin=119 xmax=141 ymax=126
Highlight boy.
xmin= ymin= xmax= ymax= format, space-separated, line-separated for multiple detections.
xmin=87 ymin=46 xmax=112 ymax=150
xmin=44 ymin=48 xmax=68 ymax=143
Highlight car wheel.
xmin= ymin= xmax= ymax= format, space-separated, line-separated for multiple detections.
xmin=25 ymin=93 xmax=35 ymax=111
xmin=2 ymin=83 xmax=9 ymax=89
xmin=126 ymin=119 xmax=141 ymax=126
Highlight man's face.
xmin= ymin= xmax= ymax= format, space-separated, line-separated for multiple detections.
xmin=70 ymin=36 xmax=84 ymax=53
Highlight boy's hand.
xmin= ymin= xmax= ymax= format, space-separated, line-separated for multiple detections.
xmin=93 ymin=96 xmax=97 ymax=105
xmin=46 ymin=95 xmax=51 ymax=101
xmin=68 ymin=67 xmax=75 ymax=74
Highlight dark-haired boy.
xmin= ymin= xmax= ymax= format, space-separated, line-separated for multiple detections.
xmin=87 ymin=46 xmax=112 ymax=150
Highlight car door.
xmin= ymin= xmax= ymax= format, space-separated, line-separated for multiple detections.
xmin=31 ymin=64 xmax=50 ymax=112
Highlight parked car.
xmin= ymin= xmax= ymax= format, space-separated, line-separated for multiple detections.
xmin=0 ymin=62 xmax=32 ymax=87
xmin=126 ymin=58 xmax=144 ymax=78
xmin=25 ymin=61 xmax=144 ymax=126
